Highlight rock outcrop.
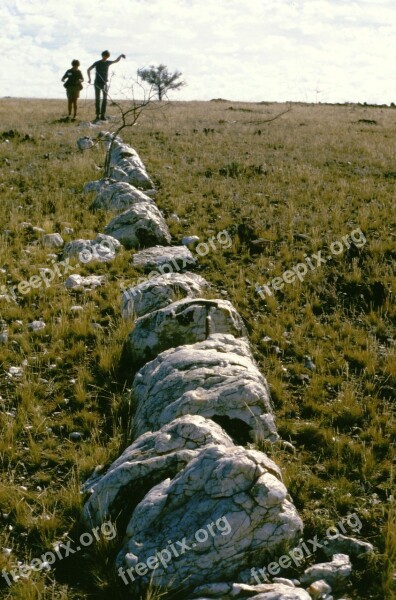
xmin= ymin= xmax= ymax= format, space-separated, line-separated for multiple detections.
xmin=121 ymin=272 xmax=210 ymax=319
xmin=132 ymin=244 xmax=196 ymax=272
xmin=82 ymin=415 xmax=233 ymax=529
xmin=115 ymin=444 xmax=303 ymax=594
xmin=127 ymin=298 xmax=247 ymax=365
xmin=131 ymin=334 xmax=278 ymax=442
xmin=104 ymin=204 xmax=171 ymax=249
xmin=89 ymin=180 xmax=155 ymax=212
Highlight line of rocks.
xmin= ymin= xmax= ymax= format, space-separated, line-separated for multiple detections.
xmin=62 ymin=133 xmax=371 ymax=599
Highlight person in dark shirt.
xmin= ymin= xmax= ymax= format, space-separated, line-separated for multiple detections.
xmin=87 ymin=50 xmax=126 ymax=122
xmin=61 ymin=60 xmax=84 ymax=121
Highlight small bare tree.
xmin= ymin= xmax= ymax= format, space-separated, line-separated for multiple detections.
xmin=99 ymin=78 xmax=158 ymax=177
xmin=137 ymin=64 xmax=186 ymax=101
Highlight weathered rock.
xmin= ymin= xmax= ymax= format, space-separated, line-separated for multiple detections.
xmin=321 ymin=534 xmax=374 ymax=560
xmin=42 ymin=233 xmax=64 ymax=248
xmin=77 ymin=136 xmax=94 ymax=150
xmin=90 ymin=181 xmax=155 ymax=212
xmin=272 ymin=578 xmax=296 ymax=587
xmin=132 ymin=245 xmax=196 ymax=272
xmin=182 ymin=235 xmax=200 ymax=246
xmin=111 ymin=161 xmax=154 ymax=190
xmin=127 ymin=298 xmax=247 ymax=365
xmin=28 ymin=320 xmax=46 ymax=332
xmin=82 ymin=415 xmax=233 ymax=529
xmin=62 ymin=234 xmax=121 ymax=263
xmin=104 ymin=204 xmax=171 ymax=249
xmin=108 ymin=141 xmax=146 ymax=171
xmin=116 ymin=444 xmax=302 ymax=595
xmin=98 ymin=131 xmax=123 ymax=151
xmin=64 ymin=274 xmax=104 ymax=290
xmin=306 ymin=579 xmax=332 ymax=599
xmin=300 ymin=554 xmax=352 ymax=589
xmin=132 ymin=333 xmax=278 ymax=442
xmin=190 ymin=581 xmax=311 ymax=599
xmin=84 ymin=178 xmax=110 ymax=194
xmin=121 ymin=272 xmax=210 ymax=319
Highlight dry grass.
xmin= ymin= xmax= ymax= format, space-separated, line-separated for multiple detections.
xmin=0 ymin=97 xmax=394 ymax=599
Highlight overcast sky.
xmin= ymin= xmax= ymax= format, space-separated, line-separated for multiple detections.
xmin=1 ymin=0 xmax=396 ymax=104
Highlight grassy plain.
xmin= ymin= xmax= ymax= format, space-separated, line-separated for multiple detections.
xmin=0 ymin=97 xmax=394 ymax=599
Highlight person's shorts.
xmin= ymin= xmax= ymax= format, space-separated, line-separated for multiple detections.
xmin=66 ymin=86 xmax=81 ymax=100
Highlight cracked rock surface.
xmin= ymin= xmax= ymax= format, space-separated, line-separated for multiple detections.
xmin=89 ymin=180 xmax=155 ymax=212
xmin=132 ymin=334 xmax=278 ymax=442
xmin=108 ymin=141 xmax=146 ymax=171
xmin=121 ymin=272 xmax=210 ymax=319
xmin=132 ymin=244 xmax=196 ymax=272
xmin=111 ymin=161 xmax=154 ymax=189
xmin=116 ymin=444 xmax=303 ymax=595
xmin=127 ymin=298 xmax=247 ymax=365
xmin=82 ymin=415 xmax=233 ymax=529
xmin=104 ymin=203 xmax=171 ymax=249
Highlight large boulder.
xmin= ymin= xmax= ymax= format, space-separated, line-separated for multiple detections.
xmin=132 ymin=245 xmax=196 ymax=273
xmin=89 ymin=181 xmax=155 ymax=212
xmin=62 ymin=234 xmax=121 ymax=263
xmin=82 ymin=415 xmax=233 ymax=529
xmin=122 ymin=272 xmax=210 ymax=319
xmin=127 ymin=298 xmax=247 ymax=365
xmin=115 ymin=444 xmax=303 ymax=595
xmin=111 ymin=160 xmax=154 ymax=190
xmin=108 ymin=141 xmax=146 ymax=171
xmin=131 ymin=333 xmax=278 ymax=442
xmin=104 ymin=204 xmax=171 ymax=249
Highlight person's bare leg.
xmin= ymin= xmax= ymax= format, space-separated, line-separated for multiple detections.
xmin=67 ymin=98 xmax=72 ymax=117
xmin=72 ymin=99 xmax=77 ymax=119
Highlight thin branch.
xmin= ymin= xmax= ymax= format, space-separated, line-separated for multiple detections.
xmin=247 ymin=106 xmax=292 ymax=125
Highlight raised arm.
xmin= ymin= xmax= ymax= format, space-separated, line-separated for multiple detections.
xmin=109 ymin=54 xmax=126 ymax=65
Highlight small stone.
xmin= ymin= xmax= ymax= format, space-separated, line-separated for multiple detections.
xmin=64 ymin=274 xmax=104 ymax=290
xmin=69 ymin=431 xmax=83 ymax=442
xmin=182 ymin=235 xmax=200 ymax=246
xmin=304 ymin=355 xmax=316 ymax=370
xmin=307 ymin=579 xmax=332 ymax=599
xmin=28 ymin=321 xmax=46 ymax=332
xmin=322 ymin=534 xmax=374 ymax=559
xmin=42 ymin=233 xmax=64 ymax=248
xmin=8 ymin=366 xmax=23 ymax=377
xmin=70 ymin=305 xmax=84 ymax=312
xmin=0 ymin=332 xmax=8 ymax=344
xmin=301 ymin=554 xmax=352 ymax=589
xmin=77 ymin=136 xmax=94 ymax=150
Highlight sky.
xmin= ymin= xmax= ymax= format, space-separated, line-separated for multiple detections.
xmin=1 ymin=0 xmax=396 ymax=104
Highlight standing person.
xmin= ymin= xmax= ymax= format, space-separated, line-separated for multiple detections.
xmin=61 ymin=60 xmax=84 ymax=121
xmin=87 ymin=50 xmax=126 ymax=122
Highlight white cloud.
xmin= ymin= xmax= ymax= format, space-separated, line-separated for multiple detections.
xmin=1 ymin=0 xmax=396 ymax=103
